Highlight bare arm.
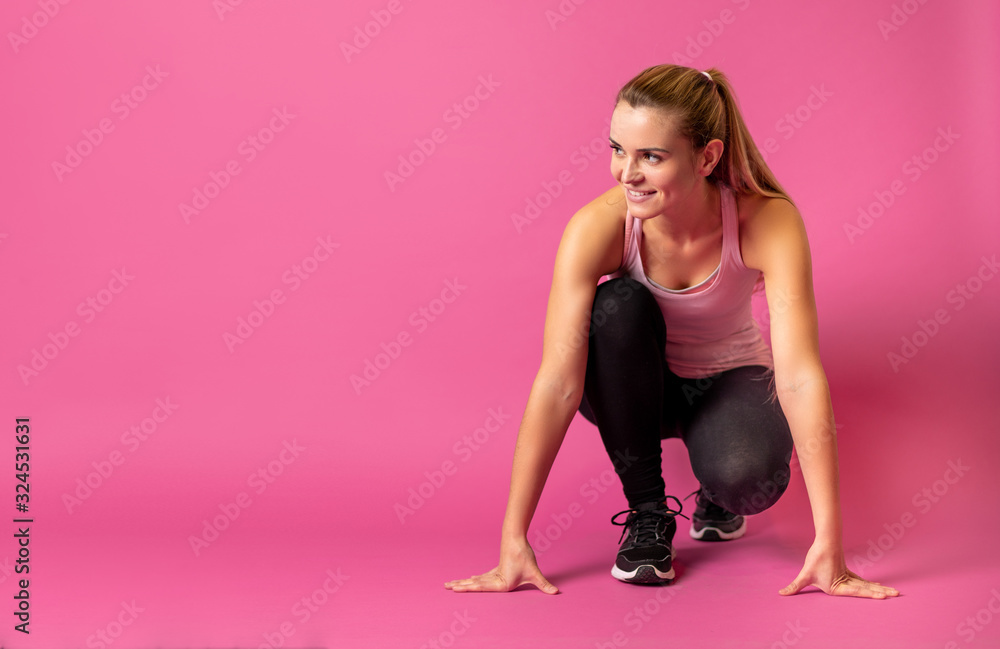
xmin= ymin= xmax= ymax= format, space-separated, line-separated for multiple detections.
xmin=502 ymin=188 xmax=626 ymax=540
xmin=446 ymin=186 xmax=625 ymax=593
xmin=743 ymin=196 xmax=898 ymax=599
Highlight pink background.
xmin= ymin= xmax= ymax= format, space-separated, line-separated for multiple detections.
xmin=2 ymin=0 xmax=999 ymax=647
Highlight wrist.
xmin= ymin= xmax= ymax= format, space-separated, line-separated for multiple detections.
xmin=813 ymin=515 xmax=843 ymax=545
xmin=501 ymin=520 xmax=529 ymax=543
xmin=808 ymin=499 xmax=843 ymax=544
xmin=810 ymin=532 xmax=843 ymax=554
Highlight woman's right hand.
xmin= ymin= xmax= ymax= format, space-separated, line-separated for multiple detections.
xmin=444 ymin=537 xmax=559 ymax=594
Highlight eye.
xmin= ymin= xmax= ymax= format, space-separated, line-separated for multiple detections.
xmin=609 ymin=144 xmax=623 ymax=156
xmin=643 ymin=152 xmax=662 ymax=163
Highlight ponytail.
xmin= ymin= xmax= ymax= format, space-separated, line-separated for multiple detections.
xmin=616 ymin=65 xmax=794 ymax=207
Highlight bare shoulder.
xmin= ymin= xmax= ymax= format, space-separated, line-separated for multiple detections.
xmin=737 ymin=192 xmax=809 ymax=274
xmin=557 ymin=185 xmax=629 ymax=280
xmin=583 ymin=184 xmax=627 ymax=213
xmin=572 ymin=185 xmax=628 ymax=227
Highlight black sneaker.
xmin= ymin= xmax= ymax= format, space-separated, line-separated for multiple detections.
xmin=687 ymin=488 xmax=746 ymax=542
xmin=609 ymin=497 xmax=685 ymax=584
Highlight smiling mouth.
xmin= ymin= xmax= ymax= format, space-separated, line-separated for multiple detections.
xmin=626 ymin=189 xmax=655 ymax=198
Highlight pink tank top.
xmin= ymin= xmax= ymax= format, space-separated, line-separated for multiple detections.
xmin=606 ymin=185 xmax=774 ymax=379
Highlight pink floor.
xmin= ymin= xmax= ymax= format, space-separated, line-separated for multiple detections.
xmin=12 ymin=356 xmax=1000 ymax=648
xmin=29 ymin=520 xmax=1000 ymax=649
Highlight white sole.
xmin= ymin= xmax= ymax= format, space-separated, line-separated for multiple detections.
xmin=689 ymin=517 xmax=747 ymax=541
xmin=611 ymin=547 xmax=677 ymax=582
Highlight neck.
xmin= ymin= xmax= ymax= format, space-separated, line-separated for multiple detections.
xmin=645 ymin=182 xmax=722 ymax=245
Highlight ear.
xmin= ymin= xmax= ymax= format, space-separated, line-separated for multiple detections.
xmin=698 ymin=139 xmax=724 ymax=177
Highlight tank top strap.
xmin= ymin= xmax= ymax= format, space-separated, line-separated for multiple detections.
xmin=719 ymin=185 xmax=743 ymax=270
xmin=621 ymin=211 xmax=634 ymax=268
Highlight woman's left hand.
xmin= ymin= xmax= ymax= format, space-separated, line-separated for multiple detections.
xmin=780 ymin=539 xmax=900 ymax=599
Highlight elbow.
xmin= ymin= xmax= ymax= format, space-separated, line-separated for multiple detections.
xmin=774 ymin=363 xmax=827 ymax=398
xmin=534 ymin=371 xmax=585 ymax=410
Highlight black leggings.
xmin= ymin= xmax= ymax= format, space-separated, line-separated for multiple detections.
xmin=578 ymin=277 xmax=793 ymax=515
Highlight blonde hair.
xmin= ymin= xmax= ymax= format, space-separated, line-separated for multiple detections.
xmin=616 ymin=64 xmax=793 ymax=206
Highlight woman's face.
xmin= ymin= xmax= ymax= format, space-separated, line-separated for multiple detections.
xmin=609 ymin=102 xmax=709 ymax=220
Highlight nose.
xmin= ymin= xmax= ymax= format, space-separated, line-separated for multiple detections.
xmin=620 ymin=156 xmax=641 ymax=184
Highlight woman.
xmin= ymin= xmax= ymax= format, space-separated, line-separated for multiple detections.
xmin=445 ymin=64 xmax=898 ymax=599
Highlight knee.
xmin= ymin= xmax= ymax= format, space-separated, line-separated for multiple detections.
xmin=590 ymin=278 xmax=661 ymax=339
xmin=701 ymin=453 xmax=792 ymax=516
